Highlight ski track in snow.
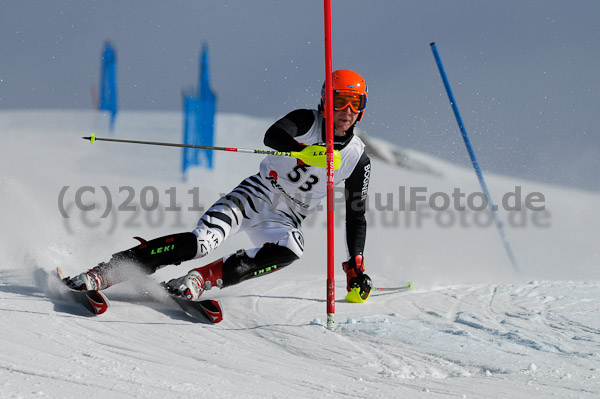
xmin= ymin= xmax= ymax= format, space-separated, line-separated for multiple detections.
xmin=1 ymin=266 xmax=599 ymax=398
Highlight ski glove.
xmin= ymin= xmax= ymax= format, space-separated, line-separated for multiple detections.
xmin=342 ymin=255 xmax=372 ymax=303
xmin=292 ymin=144 xmax=341 ymax=169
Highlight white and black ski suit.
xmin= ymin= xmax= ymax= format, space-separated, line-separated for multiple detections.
xmin=105 ymin=109 xmax=370 ymax=288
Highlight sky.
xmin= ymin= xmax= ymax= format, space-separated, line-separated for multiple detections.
xmin=2 ymin=0 xmax=599 ymax=191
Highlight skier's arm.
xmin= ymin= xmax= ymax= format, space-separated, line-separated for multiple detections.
xmin=263 ymin=109 xmax=315 ymax=152
xmin=344 ymin=151 xmax=371 ymax=257
xmin=342 ymin=152 xmax=372 ymax=301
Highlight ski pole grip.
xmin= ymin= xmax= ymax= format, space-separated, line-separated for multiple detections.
xmin=291 ymin=145 xmax=341 ymax=169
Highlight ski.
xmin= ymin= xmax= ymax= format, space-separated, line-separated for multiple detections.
xmin=56 ymin=268 xmax=223 ymax=323
xmin=168 ymin=294 xmax=223 ymax=324
xmin=159 ymin=282 xmax=223 ymax=323
xmin=56 ymin=267 xmax=110 ymax=315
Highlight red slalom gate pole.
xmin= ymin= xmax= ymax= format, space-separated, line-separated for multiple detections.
xmin=323 ymin=0 xmax=335 ymax=331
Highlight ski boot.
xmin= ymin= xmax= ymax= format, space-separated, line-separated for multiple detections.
xmin=63 ymin=262 xmax=114 ymax=291
xmin=166 ymin=244 xmax=299 ymax=300
xmin=166 ymin=258 xmax=224 ymax=301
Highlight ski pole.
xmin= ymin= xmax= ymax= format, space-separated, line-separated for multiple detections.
xmin=82 ymin=133 xmax=341 ymax=169
xmin=430 ymin=42 xmax=520 ymax=273
xmin=372 ymin=282 xmax=414 ymax=292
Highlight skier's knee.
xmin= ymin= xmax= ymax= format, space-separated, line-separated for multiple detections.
xmin=192 ymin=224 xmax=223 ymax=259
xmin=280 ymin=229 xmax=304 ymax=259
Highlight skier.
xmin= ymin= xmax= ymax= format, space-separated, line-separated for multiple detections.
xmin=64 ymin=69 xmax=373 ymax=303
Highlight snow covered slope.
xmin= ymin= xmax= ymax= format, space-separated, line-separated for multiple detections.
xmin=1 ymin=110 xmax=599 ymax=398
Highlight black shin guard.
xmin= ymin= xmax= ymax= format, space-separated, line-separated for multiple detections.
xmin=222 ymin=243 xmax=299 ymax=287
xmin=110 ymin=232 xmax=198 ymax=274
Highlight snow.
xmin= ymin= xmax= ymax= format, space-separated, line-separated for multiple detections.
xmin=1 ymin=110 xmax=599 ymax=398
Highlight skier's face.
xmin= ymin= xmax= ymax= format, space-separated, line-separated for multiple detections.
xmin=332 ymin=106 xmax=358 ymax=136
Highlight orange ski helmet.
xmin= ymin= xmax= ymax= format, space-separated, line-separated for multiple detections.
xmin=320 ymin=69 xmax=368 ymax=122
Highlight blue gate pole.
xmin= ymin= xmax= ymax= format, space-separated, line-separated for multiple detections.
xmin=198 ymin=44 xmax=216 ymax=170
xmin=430 ymin=42 xmax=520 ymax=273
xmin=99 ymin=42 xmax=118 ymax=132
xmin=182 ymin=95 xmax=202 ymax=180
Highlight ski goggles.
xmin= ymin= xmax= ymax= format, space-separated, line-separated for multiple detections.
xmin=332 ymin=91 xmax=367 ymax=113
